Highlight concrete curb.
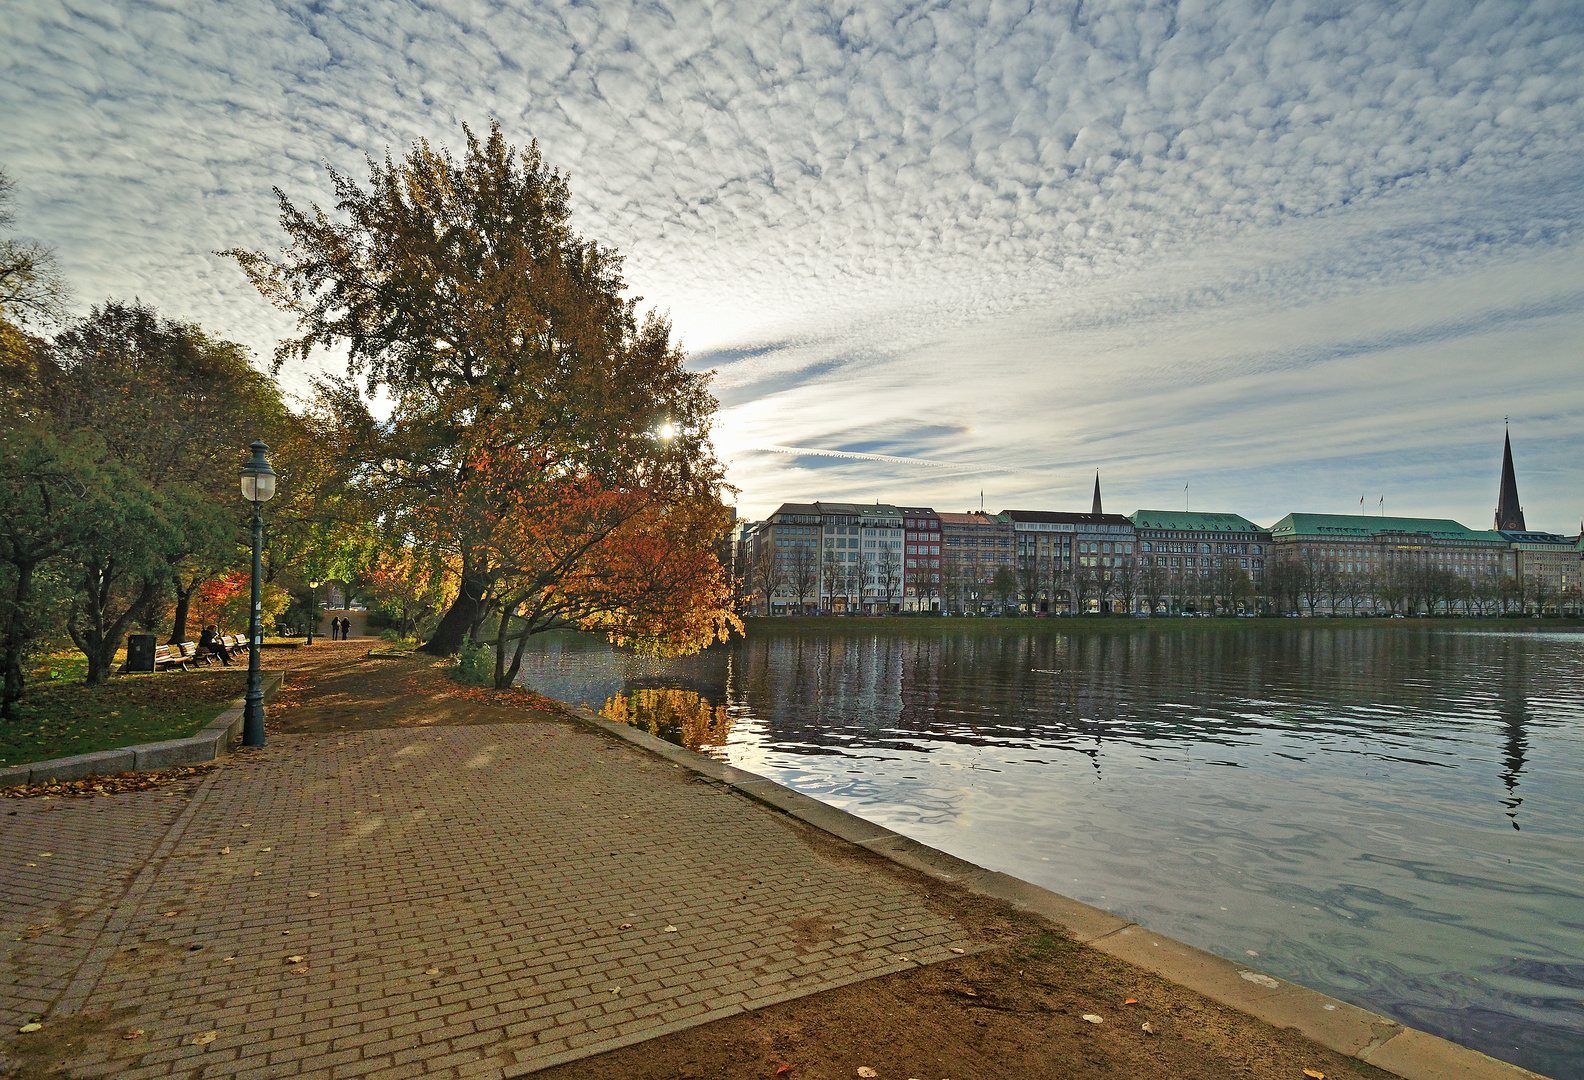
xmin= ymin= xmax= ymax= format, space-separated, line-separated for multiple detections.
xmin=0 ymin=670 xmax=284 ymax=788
xmin=561 ymin=704 xmax=1551 ymax=1080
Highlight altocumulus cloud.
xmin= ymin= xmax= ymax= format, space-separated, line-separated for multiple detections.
xmin=3 ymin=0 xmax=1581 ymax=523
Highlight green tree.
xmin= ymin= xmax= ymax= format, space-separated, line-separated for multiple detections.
xmin=0 ymin=428 xmax=103 ymax=716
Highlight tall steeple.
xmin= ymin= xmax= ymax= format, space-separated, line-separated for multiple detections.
xmin=1494 ymin=425 xmax=1526 ymax=531
xmin=1091 ymin=471 xmax=1103 ymax=516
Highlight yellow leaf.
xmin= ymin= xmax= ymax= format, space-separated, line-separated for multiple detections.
xmin=191 ymin=1031 xmax=217 ymax=1045
xmin=1303 ymin=1072 xmax=1326 ymax=1080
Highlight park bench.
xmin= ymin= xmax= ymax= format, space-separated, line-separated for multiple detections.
xmin=122 ymin=633 xmax=245 ymax=674
xmin=144 ymin=642 xmax=198 ymax=671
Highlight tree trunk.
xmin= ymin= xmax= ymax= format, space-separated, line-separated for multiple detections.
xmin=169 ymin=573 xmax=196 ymax=644
xmin=418 ymin=549 xmax=488 ymax=656
xmin=1 ymin=561 xmax=37 ymax=720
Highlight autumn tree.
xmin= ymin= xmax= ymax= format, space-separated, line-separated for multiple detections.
xmin=230 ymin=122 xmax=721 ymax=657
xmin=456 ymin=427 xmax=737 ymax=687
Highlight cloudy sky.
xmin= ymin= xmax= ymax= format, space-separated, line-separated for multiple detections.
xmin=4 ymin=0 xmax=1581 ymax=527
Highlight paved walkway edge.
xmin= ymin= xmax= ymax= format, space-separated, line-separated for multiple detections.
xmin=560 ymin=705 xmax=1551 ymax=1080
xmin=0 ymin=670 xmax=284 ymax=787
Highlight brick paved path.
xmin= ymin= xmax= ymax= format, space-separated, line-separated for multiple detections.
xmin=2 ymin=718 xmax=969 ymax=1078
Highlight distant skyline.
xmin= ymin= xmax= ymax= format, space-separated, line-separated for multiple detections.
xmin=3 ymin=1 xmax=1581 ymax=527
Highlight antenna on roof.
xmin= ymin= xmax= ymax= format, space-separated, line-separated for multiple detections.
xmin=980 ymin=489 xmax=984 ymax=511
xmin=1185 ymin=479 xmax=1189 ymax=513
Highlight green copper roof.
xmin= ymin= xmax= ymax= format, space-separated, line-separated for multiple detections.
xmin=1129 ymin=510 xmax=1267 ymax=533
xmin=1268 ymin=513 xmax=1495 ymax=542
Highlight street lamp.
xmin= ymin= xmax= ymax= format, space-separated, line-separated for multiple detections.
xmin=306 ymin=581 xmax=320 ymax=646
xmin=239 ymin=440 xmax=277 ymax=748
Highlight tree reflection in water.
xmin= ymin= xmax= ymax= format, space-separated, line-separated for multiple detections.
xmin=600 ymin=687 xmax=733 ymax=753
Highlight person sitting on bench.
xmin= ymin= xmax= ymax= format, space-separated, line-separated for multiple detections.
xmin=199 ymin=625 xmax=233 ymax=665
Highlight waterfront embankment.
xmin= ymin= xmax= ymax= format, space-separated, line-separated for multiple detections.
xmin=0 ymin=641 xmax=1548 ymax=1079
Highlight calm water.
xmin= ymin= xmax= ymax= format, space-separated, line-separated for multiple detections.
xmin=517 ymin=624 xmax=1584 ymax=1079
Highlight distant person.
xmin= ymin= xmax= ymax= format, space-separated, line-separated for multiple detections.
xmin=199 ymin=625 xmax=232 ymax=665
xmin=331 ymin=617 xmax=341 ymax=640
xmin=339 ymin=617 xmax=350 ymax=640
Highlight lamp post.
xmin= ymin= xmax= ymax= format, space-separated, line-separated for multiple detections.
xmin=239 ymin=440 xmax=277 ymax=748
xmin=306 ymin=581 xmax=320 ymax=646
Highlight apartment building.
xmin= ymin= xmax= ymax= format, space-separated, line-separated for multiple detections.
xmin=899 ymin=506 xmax=941 ymax=611
xmin=937 ymin=512 xmax=1014 ymax=614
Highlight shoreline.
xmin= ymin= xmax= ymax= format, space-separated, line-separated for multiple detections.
xmin=739 ymin=614 xmax=1584 ymax=634
xmin=567 ymin=700 xmax=1550 ymax=1080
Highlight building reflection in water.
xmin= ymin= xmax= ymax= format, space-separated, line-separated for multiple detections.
xmin=530 ymin=625 xmax=1556 ymax=828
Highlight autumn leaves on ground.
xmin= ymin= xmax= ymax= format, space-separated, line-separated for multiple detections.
xmin=262 ymin=643 xmax=1383 ymax=1080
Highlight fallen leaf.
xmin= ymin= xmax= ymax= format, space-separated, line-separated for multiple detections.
xmin=18 ymin=1022 xmax=41 ymax=1033
xmin=1082 ymin=1014 xmax=1104 ymax=1024
xmin=261 ymin=847 xmax=271 ymax=852
xmin=949 ymin=947 xmax=965 ymax=954
xmin=1303 ymin=1072 xmax=1326 ymax=1080
xmin=609 ymin=987 xmax=621 ymax=995
xmin=1123 ymin=998 xmax=1138 ymax=1005
xmin=219 ymin=847 xmax=230 ymax=855
xmin=162 ymin=911 xmax=178 ymax=917
xmin=25 ymin=924 xmax=48 ymax=931
xmin=776 ymin=1068 xmax=790 ymax=1076
xmin=223 ymin=956 xmax=235 ymax=962
xmin=191 ymin=1031 xmax=217 ymax=1045
xmin=664 ymin=925 xmax=678 ymax=933
xmin=857 ymin=1069 xmax=878 ymax=1079
xmin=424 ymin=968 xmax=440 ymax=975
xmin=306 ymin=892 xmax=320 ymax=898
xmin=618 ymin=922 xmax=633 ymax=930
xmin=1141 ymin=1022 xmax=1157 ymax=1035
xmin=285 ymin=955 xmax=305 ymax=964
xmin=122 ymin=1028 xmax=144 ymax=1040
xmin=37 ymin=853 xmax=50 ymax=858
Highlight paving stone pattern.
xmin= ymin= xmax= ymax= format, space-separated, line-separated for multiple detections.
xmin=3 ymin=719 xmax=967 ymax=1078
xmin=2 ymin=788 xmax=191 ymax=1026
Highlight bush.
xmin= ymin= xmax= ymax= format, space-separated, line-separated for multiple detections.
xmin=450 ymin=641 xmax=494 ymax=687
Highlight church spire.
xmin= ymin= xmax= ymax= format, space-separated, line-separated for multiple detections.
xmin=1494 ymin=424 xmax=1526 ymax=531
xmin=1091 ymin=470 xmax=1103 ymax=516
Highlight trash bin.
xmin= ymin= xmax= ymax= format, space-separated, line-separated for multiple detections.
xmin=126 ymin=633 xmax=158 ymax=673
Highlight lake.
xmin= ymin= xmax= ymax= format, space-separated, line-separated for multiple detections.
xmin=515 ymin=622 xmax=1584 ymax=1079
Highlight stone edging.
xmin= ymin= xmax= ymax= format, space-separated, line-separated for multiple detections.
xmin=562 ymin=704 xmax=1550 ymax=1080
xmin=0 ymin=670 xmax=284 ymax=788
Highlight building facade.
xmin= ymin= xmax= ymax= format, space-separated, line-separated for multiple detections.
xmin=1501 ymin=530 xmax=1581 ymax=610
xmin=938 ymin=511 xmax=1014 ymax=613
xmin=1129 ymin=511 xmax=1270 ymax=614
xmin=898 ymin=506 xmax=941 ymax=611
xmin=1266 ymin=513 xmax=1511 ymax=614
xmin=1002 ymin=509 xmax=1137 ymax=614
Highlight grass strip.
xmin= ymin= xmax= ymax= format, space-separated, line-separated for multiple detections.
xmin=2 ymin=660 xmax=250 ymax=768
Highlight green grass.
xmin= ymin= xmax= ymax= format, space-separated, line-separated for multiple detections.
xmin=1 ymin=657 xmax=251 ymax=769
xmin=743 ymin=614 xmax=1584 ymax=636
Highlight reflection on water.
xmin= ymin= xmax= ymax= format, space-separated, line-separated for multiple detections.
xmin=600 ymin=688 xmax=735 ymax=751
xmin=515 ymin=625 xmax=1584 ymax=1079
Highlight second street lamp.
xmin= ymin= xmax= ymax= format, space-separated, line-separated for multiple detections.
xmin=239 ymin=440 xmax=277 ymax=748
xmin=306 ymin=580 xmax=320 ymax=646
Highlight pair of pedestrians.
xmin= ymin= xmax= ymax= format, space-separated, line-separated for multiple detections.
xmin=326 ymin=616 xmax=352 ymax=640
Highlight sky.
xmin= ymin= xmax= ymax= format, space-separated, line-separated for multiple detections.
xmin=3 ymin=0 xmax=1581 ymax=528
